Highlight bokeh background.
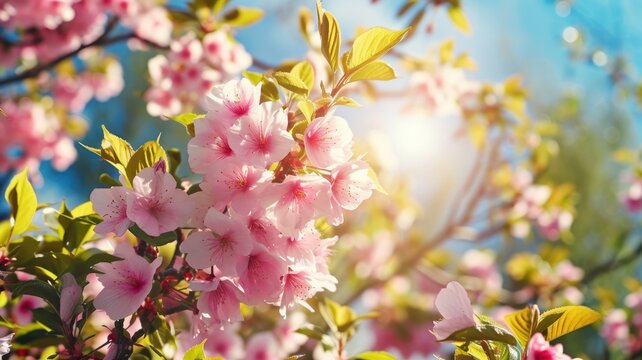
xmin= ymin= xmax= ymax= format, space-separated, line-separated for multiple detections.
xmin=2 ymin=0 xmax=641 ymax=358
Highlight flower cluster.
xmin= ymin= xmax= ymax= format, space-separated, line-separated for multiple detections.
xmin=181 ymin=78 xmax=375 ymax=328
xmin=0 ymin=0 xmax=171 ymax=67
xmin=145 ymin=30 xmax=252 ymax=117
xmin=407 ymin=66 xmax=478 ymax=117
xmin=0 ymin=98 xmax=77 ymax=178
xmin=501 ymin=168 xmax=574 ymax=241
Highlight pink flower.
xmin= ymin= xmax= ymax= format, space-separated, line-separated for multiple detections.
xmin=228 ymin=103 xmax=295 ymax=167
xmin=372 ymin=322 xmax=441 ymax=358
xmin=526 ymin=333 xmax=577 ymax=360
xmin=94 ymin=244 xmax=162 ymax=320
xmin=181 ymin=209 xmax=253 ymax=275
xmin=201 ymin=160 xmax=273 ymax=215
xmin=304 ymin=114 xmax=353 ymax=169
xmin=327 ymin=160 xmax=375 ymax=225
xmin=145 ymin=86 xmax=182 ymax=117
xmin=202 ymin=31 xmax=252 ymax=75
xmin=134 ymin=7 xmax=172 ymax=47
xmin=432 ymin=281 xmax=476 ymax=341
xmin=245 ymin=332 xmax=281 ymax=360
xmin=202 ymin=326 xmax=244 ymax=359
xmin=237 ymin=244 xmax=287 ymax=305
xmin=126 ymin=166 xmax=191 ymax=236
xmin=537 ymin=208 xmax=573 ymax=240
xmin=264 ymin=174 xmax=333 ymax=234
xmin=192 ymin=278 xmax=244 ymax=326
xmin=279 ymin=263 xmax=337 ymax=316
xmin=90 ymin=186 xmax=133 ymax=236
xmin=203 ymin=78 xmax=261 ymax=126
xmin=600 ymin=309 xmax=629 ymax=348
xmin=624 ymin=178 xmax=642 ymax=212
xmin=60 ymin=273 xmax=82 ymax=325
xmin=12 ymin=294 xmax=45 ymax=325
xmin=188 ymin=117 xmax=236 ymax=175
xmin=234 ymin=207 xmax=282 ymax=250
xmin=277 ymin=221 xmax=319 ymax=262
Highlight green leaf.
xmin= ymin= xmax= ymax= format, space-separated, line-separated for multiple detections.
xmin=347 ymin=27 xmax=409 ymax=71
xmin=319 ymin=10 xmax=341 ymax=71
xmin=291 ymin=61 xmax=315 ymax=91
xmin=274 ymin=71 xmax=310 ymax=96
xmin=351 ymin=351 xmax=396 ymax=360
xmin=445 ymin=324 xmax=517 ymax=346
xmin=347 ymin=60 xmax=396 ymax=83
xmin=319 ymin=298 xmax=356 ymax=335
xmin=297 ymin=99 xmax=315 ymax=122
xmin=125 ymin=141 xmax=167 ymax=182
xmin=98 ymin=125 xmax=134 ymax=172
xmin=99 ymin=173 xmax=121 ymax=187
xmin=7 ymin=280 xmax=60 ymax=309
xmin=129 ymin=225 xmax=177 ymax=246
xmin=222 ymin=6 xmax=264 ymax=27
xmin=167 ymin=113 xmax=205 ymax=126
xmin=539 ymin=306 xmax=601 ymax=341
xmin=5 ymin=168 xmax=37 ymax=238
xmin=32 ymin=307 xmax=63 ymax=334
xmin=8 ymin=236 xmax=39 ymax=265
xmin=504 ymin=306 xmax=538 ymax=350
xmin=260 ymin=78 xmax=281 ymax=102
xmin=447 ymin=6 xmax=471 ymax=33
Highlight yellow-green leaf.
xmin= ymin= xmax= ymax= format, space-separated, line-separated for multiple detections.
xmin=447 ymin=6 xmax=471 ymax=34
xmin=351 ymin=351 xmax=395 ymax=360
xmin=347 ymin=60 xmax=396 ymax=83
xmin=439 ymin=39 xmax=454 ymax=64
xmin=453 ymin=53 xmax=476 ymax=69
xmin=297 ymin=99 xmax=315 ymax=122
xmin=347 ymin=27 xmax=409 ymax=70
xmin=222 ymin=7 xmax=263 ymax=27
xmin=334 ymin=97 xmax=361 ymax=107
xmin=299 ymin=7 xmax=314 ymax=45
xmin=504 ymin=306 xmax=538 ymax=349
xmin=4 ymin=168 xmax=37 ymax=238
xmin=368 ymin=167 xmax=387 ymax=195
xmin=167 ymin=113 xmax=205 ymax=126
xmin=274 ymin=71 xmax=310 ymax=96
xmin=291 ymin=61 xmax=315 ymax=91
xmin=540 ymin=306 xmax=601 ymax=341
xmin=319 ymin=11 xmax=341 ymax=71
xmin=125 ymin=141 xmax=167 ymax=182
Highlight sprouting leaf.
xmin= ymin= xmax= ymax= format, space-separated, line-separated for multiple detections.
xmin=166 ymin=113 xmax=205 ymax=126
xmin=347 ymin=27 xmax=409 ymax=71
xmin=222 ymin=6 xmax=264 ymax=27
xmin=98 ymin=125 xmax=134 ymax=171
xmin=297 ymin=99 xmax=315 ymax=122
xmin=347 ymin=60 xmax=396 ymax=83
xmin=334 ymin=97 xmax=361 ymax=107
xmin=539 ymin=306 xmax=601 ymax=341
xmin=319 ymin=11 xmax=341 ymax=71
xmin=274 ymin=71 xmax=310 ymax=96
xmin=125 ymin=141 xmax=167 ymax=182
xmin=447 ymin=6 xmax=471 ymax=33
xmin=5 ymin=168 xmax=37 ymax=239
xmin=299 ymin=7 xmax=314 ymax=45
xmin=350 ymin=351 xmax=396 ymax=360
xmin=291 ymin=61 xmax=315 ymax=91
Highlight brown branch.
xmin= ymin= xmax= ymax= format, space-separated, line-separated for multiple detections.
xmin=0 ymin=18 xmax=167 ymax=88
xmin=340 ymin=137 xmax=503 ymax=305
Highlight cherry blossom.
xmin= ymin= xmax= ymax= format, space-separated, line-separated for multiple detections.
xmin=192 ymin=278 xmax=244 ymax=327
xmin=237 ymin=244 xmax=287 ymax=305
xmin=304 ymin=114 xmax=353 ymax=169
xmin=203 ymin=78 xmax=261 ymax=126
xmin=228 ymin=103 xmax=295 ymax=167
xmin=279 ymin=263 xmax=337 ymax=316
xmin=526 ymin=333 xmax=578 ymax=360
xmin=90 ymin=186 xmax=133 ymax=236
xmin=126 ymin=165 xmax=191 ymax=236
xmin=432 ymin=281 xmax=476 ymax=341
xmin=59 ymin=273 xmax=82 ymax=325
xmin=93 ymin=244 xmax=162 ymax=320
xmin=244 ymin=332 xmax=281 ymax=360
xmin=181 ymin=209 xmax=254 ymax=275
